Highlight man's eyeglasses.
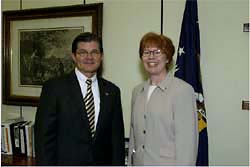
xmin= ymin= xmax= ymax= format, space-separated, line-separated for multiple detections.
xmin=142 ymin=49 xmax=162 ymax=58
xmin=76 ymin=49 xmax=101 ymax=57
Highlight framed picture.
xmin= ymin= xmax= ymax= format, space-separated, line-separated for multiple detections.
xmin=243 ymin=23 xmax=249 ymax=32
xmin=2 ymin=3 xmax=103 ymax=106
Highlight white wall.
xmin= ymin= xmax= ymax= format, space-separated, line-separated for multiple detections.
xmin=198 ymin=1 xmax=249 ymax=165
xmin=1 ymin=0 xmax=249 ymax=165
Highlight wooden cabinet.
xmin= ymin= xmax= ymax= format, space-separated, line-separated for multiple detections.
xmin=1 ymin=154 xmax=35 ymax=166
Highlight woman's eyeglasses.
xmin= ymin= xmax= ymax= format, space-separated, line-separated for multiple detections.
xmin=142 ymin=49 xmax=162 ymax=58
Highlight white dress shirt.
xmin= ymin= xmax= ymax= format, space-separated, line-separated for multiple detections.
xmin=147 ymin=85 xmax=157 ymax=102
xmin=75 ymin=68 xmax=100 ymax=129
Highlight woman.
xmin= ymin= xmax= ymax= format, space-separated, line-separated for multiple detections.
xmin=128 ymin=32 xmax=198 ymax=166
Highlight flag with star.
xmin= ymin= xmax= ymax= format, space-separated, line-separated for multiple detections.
xmin=174 ymin=0 xmax=209 ymax=165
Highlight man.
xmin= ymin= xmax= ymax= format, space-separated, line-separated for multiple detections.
xmin=35 ymin=32 xmax=125 ymax=166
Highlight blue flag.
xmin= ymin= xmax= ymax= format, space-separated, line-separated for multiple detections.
xmin=174 ymin=0 xmax=209 ymax=165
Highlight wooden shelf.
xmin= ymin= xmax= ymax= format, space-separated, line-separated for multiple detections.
xmin=1 ymin=154 xmax=35 ymax=166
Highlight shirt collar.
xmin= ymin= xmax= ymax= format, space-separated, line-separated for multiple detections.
xmin=157 ymin=72 xmax=172 ymax=91
xmin=75 ymin=67 xmax=97 ymax=83
xmin=140 ymin=72 xmax=173 ymax=92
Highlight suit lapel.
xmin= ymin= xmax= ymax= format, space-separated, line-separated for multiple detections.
xmin=94 ymin=78 xmax=110 ymax=140
xmin=68 ymin=72 xmax=92 ymax=137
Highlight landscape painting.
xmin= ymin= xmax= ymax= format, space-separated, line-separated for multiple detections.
xmin=19 ymin=27 xmax=84 ymax=86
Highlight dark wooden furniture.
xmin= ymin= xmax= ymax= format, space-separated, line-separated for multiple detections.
xmin=1 ymin=154 xmax=35 ymax=166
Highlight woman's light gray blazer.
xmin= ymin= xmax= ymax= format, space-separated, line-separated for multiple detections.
xmin=128 ymin=73 xmax=198 ymax=166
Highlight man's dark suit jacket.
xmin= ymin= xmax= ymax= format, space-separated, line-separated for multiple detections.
xmin=35 ymin=71 xmax=125 ymax=166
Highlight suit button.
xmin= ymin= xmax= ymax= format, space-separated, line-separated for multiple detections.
xmin=143 ymin=130 xmax=146 ymax=134
xmin=144 ymin=115 xmax=146 ymax=119
xmin=142 ymin=145 xmax=145 ymax=149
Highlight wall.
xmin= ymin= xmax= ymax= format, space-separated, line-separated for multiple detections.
xmin=1 ymin=0 xmax=249 ymax=165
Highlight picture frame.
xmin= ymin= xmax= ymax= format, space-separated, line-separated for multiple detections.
xmin=243 ymin=23 xmax=249 ymax=32
xmin=2 ymin=3 xmax=103 ymax=106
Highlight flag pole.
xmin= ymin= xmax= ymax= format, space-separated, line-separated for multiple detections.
xmin=160 ymin=0 xmax=163 ymax=35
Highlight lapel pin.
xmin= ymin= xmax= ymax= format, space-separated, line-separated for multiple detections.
xmin=105 ymin=92 xmax=109 ymax=96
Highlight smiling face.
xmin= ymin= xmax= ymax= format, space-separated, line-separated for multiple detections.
xmin=71 ymin=41 xmax=103 ymax=78
xmin=141 ymin=46 xmax=168 ymax=77
xmin=139 ymin=32 xmax=175 ymax=77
